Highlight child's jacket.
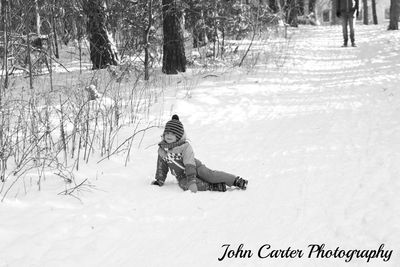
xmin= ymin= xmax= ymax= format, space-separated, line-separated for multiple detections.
xmin=154 ymin=139 xmax=201 ymax=187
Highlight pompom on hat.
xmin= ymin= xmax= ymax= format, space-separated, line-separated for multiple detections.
xmin=163 ymin=114 xmax=184 ymax=141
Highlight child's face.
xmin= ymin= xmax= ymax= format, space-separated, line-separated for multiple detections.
xmin=164 ymin=132 xmax=177 ymax=143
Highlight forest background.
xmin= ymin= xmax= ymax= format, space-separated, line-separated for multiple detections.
xmin=0 ymin=0 xmax=399 ymax=200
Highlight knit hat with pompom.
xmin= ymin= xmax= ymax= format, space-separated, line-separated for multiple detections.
xmin=163 ymin=115 xmax=184 ymax=141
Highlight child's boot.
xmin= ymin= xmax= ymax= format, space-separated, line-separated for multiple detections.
xmin=208 ymin=182 xmax=227 ymax=192
xmin=234 ymin=177 xmax=248 ymax=190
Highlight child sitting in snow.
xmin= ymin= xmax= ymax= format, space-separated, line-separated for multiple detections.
xmin=151 ymin=115 xmax=248 ymax=192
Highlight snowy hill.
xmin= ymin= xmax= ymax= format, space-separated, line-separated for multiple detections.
xmin=1 ymin=25 xmax=400 ymax=267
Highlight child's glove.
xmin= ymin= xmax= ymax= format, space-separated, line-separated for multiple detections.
xmin=151 ymin=180 xmax=163 ymax=186
xmin=188 ymin=183 xmax=198 ymax=193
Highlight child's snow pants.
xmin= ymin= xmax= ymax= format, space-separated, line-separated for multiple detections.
xmin=178 ymin=163 xmax=236 ymax=191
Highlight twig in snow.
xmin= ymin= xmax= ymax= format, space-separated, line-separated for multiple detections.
xmin=202 ymin=74 xmax=219 ymax=79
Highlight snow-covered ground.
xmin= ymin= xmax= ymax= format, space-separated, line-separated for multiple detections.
xmin=1 ymin=24 xmax=400 ymax=267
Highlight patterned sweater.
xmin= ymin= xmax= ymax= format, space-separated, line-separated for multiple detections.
xmin=154 ymin=139 xmax=202 ymax=186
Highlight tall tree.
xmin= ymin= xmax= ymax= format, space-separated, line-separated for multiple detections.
xmin=1 ymin=0 xmax=7 ymax=45
xmin=1 ymin=0 xmax=6 ymax=32
xmin=308 ymin=0 xmax=318 ymax=24
xmin=84 ymin=0 xmax=119 ymax=69
xmin=144 ymin=0 xmax=153 ymax=80
xmin=50 ymin=0 xmax=59 ymax=58
xmin=269 ymin=0 xmax=279 ymax=13
xmin=1 ymin=0 xmax=9 ymax=90
xmin=388 ymin=0 xmax=400 ymax=30
xmin=185 ymin=2 xmax=208 ymax=48
xmin=162 ymin=0 xmax=186 ymax=74
xmin=34 ymin=0 xmax=41 ymax=35
xmin=371 ymin=0 xmax=377 ymax=24
xmin=298 ymin=0 xmax=304 ymax=15
xmin=303 ymin=0 xmax=309 ymax=14
xmin=362 ymin=0 xmax=368 ymax=24
xmin=285 ymin=0 xmax=298 ymax=27
xmin=24 ymin=0 xmax=34 ymax=89
xmin=308 ymin=0 xmax=316 ymax=14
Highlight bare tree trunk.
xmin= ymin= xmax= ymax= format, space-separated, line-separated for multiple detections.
xmin=0 ymin=0 xmax=5 ymax=33
xmin=371 ymin=0 xmax=378 ymax=24
xmin=51 ymin=0 xmax=59 ymax=58
xmin=85 ymin=0 xmax=119 ymax=69
xmin=192 ymin=9 xmax=207 ymax=48
xmin=212 ymin=1 xmax=218 ymax=58
xmin=1 ymin=0 xmax=8 ymax=91
xmin=285 ymin=0 xmax=298 ymax=27
xmin=47 ymin=38 xmax=53 ymax=91
xmin=35 ymin=0 xmax=41 ymax=36
xmin=238 ymin=4 xmax=260 ymax=67
xmin=162 ymin=0 xmax=186 ymax=74
xmin=307 ymin=0 xmax=320 ymax=24
xmin=388 ymin=0 xmax=400 ymax=30
xmin=269 ymin=0 xmax=279 ymax=13
xmin=303 ymin=0 xmax=309 ymax=15
xmin=362 ymin=0 xmax=368 ymax=25
xmin=298 ymin=0 xmax=304 ymax=15
xmin=221 ymin=27 xmax=225 ymax=58
xmin=25 ymin=2 xmax=34 ymax=89
xmin=308 ymin=0 xmax=316 ymax=14
xmin=144 ymin=0 xmax=153 ymax=80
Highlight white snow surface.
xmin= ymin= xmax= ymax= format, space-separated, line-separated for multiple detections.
xmin=1 ymin=25 xmax=400 ymax=267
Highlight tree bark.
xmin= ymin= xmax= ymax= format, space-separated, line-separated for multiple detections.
xmin=51 ymin=0 xmax=59 ymax=58
xmin=162 ymin=0 xmax=186 ymax=74
xmin=185 ymin=2 xmax=208 ymax=48
xmin=371 ymin=0 xmax=378 ymax=25
xmin=298 ymin=0 xmax=304 ymax=15
xmin=144 ymin=0 xmax=153 ymax=80
xmin=269 ymin=0 xmax=279 ymax=13
xmin=193 ymin=9 xmax=208 ymax=48
xmin=303 ymin=0 xmax=309 ymax=15
xmin=1 ymin=0 xmax=8 ymax=90
xmin=308 ymin=0 xmax=316 ymax=14
xmin=308 ymin=0 xmax=321 ymax=24
xmin=285 ymin=0 xmax=298 ymax=27
xmin=85 ymin=0 xmax=119 ymax=69
xmin=388 ymin=0 xmax=400 ymax=30
xmin=362 ymin=0 xmax=368 ymax=25
xmin=26 ymin=7 xmax=33 ymax=90
xmin=0 ymin=0 xmax=5 ymax=33
xmin=35 ymin=0 xmax=41 ymax=35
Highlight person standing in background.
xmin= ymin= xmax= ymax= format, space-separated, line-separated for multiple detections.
xmin=336 ymin=0 xmax=360 ymax=47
